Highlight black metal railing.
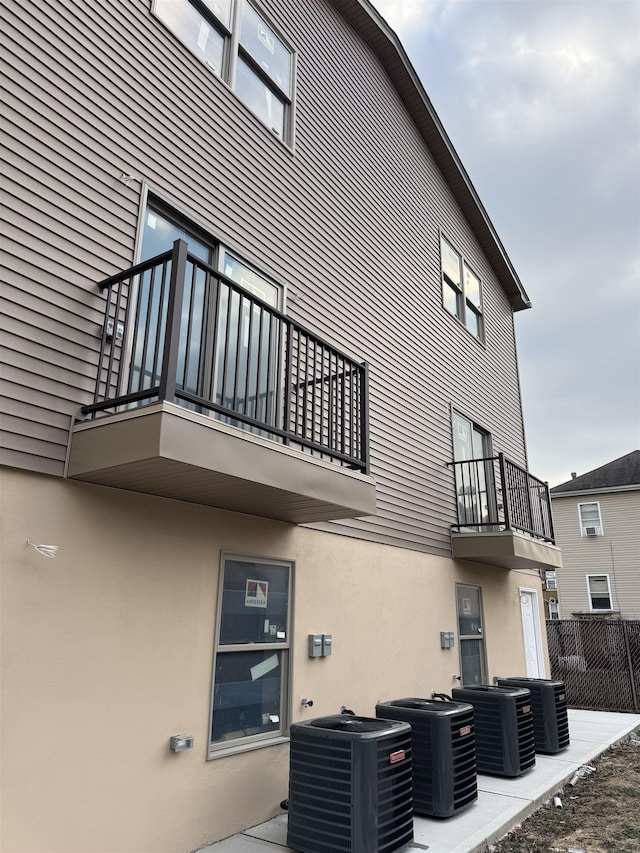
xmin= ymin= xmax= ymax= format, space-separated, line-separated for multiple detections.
xmin=448 ymin=454 xmax=555 ymax=543
xmin=82 ymin=240 xmax=370 ymax=473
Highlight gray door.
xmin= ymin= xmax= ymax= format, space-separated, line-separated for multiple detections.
xmin=456 ymin=583 xmax=487 ymax=686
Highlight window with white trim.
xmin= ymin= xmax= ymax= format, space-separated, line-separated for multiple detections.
xmin=548 ymin=600 xmax=559 ymax=620
xmin=209 ymin=555 xmax=292 ymax=755
xmin=578 ymin=502 xmax=603 ymax=536
xmin=153 ymin=0 xmax=294 ymax=144
xmin=587 ymin=574 xmax=612 ymax=611
xmin=441 ymin=236 xmax=484 ymax=340
xmin=545 ymin=570 xmax=557 ymax=590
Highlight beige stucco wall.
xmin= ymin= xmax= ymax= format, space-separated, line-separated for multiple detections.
xmin=1 ymin=469 xmax=546 ymax=853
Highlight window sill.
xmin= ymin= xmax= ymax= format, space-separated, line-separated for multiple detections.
xmin=441 ymin=304 xmax=486 ymax=348
xmin=207 ymin=734 xmax=290 ymax=760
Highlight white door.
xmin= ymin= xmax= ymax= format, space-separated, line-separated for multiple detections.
xmin=520 ymin=589 xmax=544 ymax=677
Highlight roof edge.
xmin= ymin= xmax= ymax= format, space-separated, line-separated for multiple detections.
xmin=550 ymin=484 xmax=640 ymax=498
xmin=330 ymin=0 xmax=532 ymax=311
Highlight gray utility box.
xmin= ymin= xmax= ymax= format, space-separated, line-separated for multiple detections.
xmin=452 ymin=685 xmax=536 ymax=777
xmin=376 ymin=697 xmax=477 ymax=818
xmin=497 ymin=677 xmax=570 ymax=754
xmin=286 ymin=715 xmax=413 ymax=853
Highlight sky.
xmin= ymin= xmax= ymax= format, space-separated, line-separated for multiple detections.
xmin=372 ymin=0 xmax=640 ymax=487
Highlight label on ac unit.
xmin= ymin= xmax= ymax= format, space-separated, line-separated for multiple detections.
xmin=389 ymin=750 xmax=406 ymax=764
xmin=459 ymin=725 xmax=472 ymax=737
xmin=522 ymin=705 xmax=531 ymax=714
xmin=559 ymin=694 xmax=566 ymax=701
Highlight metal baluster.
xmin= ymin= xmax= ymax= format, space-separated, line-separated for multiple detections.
xmin=159 ymin=240 xmax=188 ymax=404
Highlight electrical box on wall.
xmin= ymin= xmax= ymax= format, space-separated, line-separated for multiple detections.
xmin=308 ymin=634 xmax=333 ymax=657
xmin=440 ymin=631 xmax=455 ymax=649
xmin=308 ymin=634 xmax=323 ymax=657
xmin=322 ymin=634 xmax=332 ymax=656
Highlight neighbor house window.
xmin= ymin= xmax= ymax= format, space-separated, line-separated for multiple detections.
xmin=209 ymin=555 xmax=292 ymax=755
xmin=153 ymin=0 xmax=294 ymax=143
xmin=441 ymin=236 xmax=484 ymax=340
xmin=548 ymin=600 xmax=559 ymax=620
xmin=578 ymin=502 xmax=603 ymax=536
xmin=545 ymin=570 xmax=557 ymax=590
xmin=587 ymin=574 xmax=612 ymax=611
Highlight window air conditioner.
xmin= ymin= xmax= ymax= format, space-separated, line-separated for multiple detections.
xmin=584 ymin=526 xmax=600 ymax=536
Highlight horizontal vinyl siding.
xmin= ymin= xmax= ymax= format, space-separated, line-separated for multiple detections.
xmin=2 ymin=0 xmax=527 ymax=555
xmin=551 ymin=491 xmax=640 ymax=618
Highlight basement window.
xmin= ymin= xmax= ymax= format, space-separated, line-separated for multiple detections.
xmin=209 ymin=555 xmax=292 ymax=756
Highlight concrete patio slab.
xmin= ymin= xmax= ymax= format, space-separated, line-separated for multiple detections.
xmin=200 ymin=708 xmax=640 ymax=853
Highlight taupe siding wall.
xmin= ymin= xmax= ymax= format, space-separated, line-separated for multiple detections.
xmin=2 ymin=0 xmax=527 ymax=554
xmin=551 ymin=491 xmax=640 ymax=618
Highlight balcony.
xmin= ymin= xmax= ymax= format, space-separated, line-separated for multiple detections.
xmin=449 ymin=454 xmax=562 ymax=570
xmin=67 ymin=240 xmax=376 ymax=523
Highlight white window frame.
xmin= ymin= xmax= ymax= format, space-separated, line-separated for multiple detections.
xmin=548 ymin=600 xmax=560 ymax=620
xmin=545 ymin=570 xmax=557 ymax=590
xmin=578 ymin=501 xmax=604 ymax=536
xmin=586 ymin=573 xmax=612 ymax=611
xmin=152 ymin=0 xmax=296 ymax=146
xmin=208 ymin=553 xmax=293 ymax=758
xmin=440 ymin=234 xmax=484 ymax=341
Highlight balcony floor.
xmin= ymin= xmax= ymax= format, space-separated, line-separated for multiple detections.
xmin=451 ymin=530 xmax=562 ymax=570
xmin=66 ymin=402 xmax=377 ymax=524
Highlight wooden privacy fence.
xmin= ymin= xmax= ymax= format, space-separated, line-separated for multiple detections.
xmin=546 ymin=618 xmax=640 ymax=712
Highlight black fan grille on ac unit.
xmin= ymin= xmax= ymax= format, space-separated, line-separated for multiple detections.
xmin=467 ymin=694 xmax=505 ymax=775
xmin=553 ymin=684 xmax=570 ymax=749
xmin=288 ymin=731 xmax=353 ymax=853
xmin=515 ymin=692 xmax=536 ymax=770
xmin=376 ymin=731 xmax=413 ymax=853
xmin=450 ymin=706 xmax=477 ymax=811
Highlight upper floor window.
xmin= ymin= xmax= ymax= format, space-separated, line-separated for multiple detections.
xmin=137 ymin=201 xmax=283 ymax=426
xmin=587 ymin=574 xmax=612 ymax=610
xmin=578 ymin=501 xmax=603 ymax=536
xmin=441 ymin=236 xmax=484 ymax=341
xmin=545 ymin=570 xmax=557 ymax=590
xmin=451 ymin=412 xmax=495 ymax=529
xmin=153 ymin=0 xmax=294 ymax=144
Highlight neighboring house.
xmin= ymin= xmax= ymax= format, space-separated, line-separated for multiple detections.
xmin=1 ymin=1 xmax=561 ymax=850
xmin=543 ymin=568 xmax=560 ymax=620
xmin=550 ymin=451 xmax=640 ymax=619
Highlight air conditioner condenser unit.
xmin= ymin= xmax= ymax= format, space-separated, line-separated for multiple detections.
xmin=375 ymin=696 xmax=477 ymax=818
xmin=496 ymin=677 xmax=570 ymax=754
xmin=451 ymin=685 xmax=535 ymax=777
xmin=286 ymin=715 xmax=413 ymax=853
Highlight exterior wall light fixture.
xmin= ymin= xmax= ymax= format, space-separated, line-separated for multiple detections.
xmin=169 ymin=734 xmax=194 ymax=752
